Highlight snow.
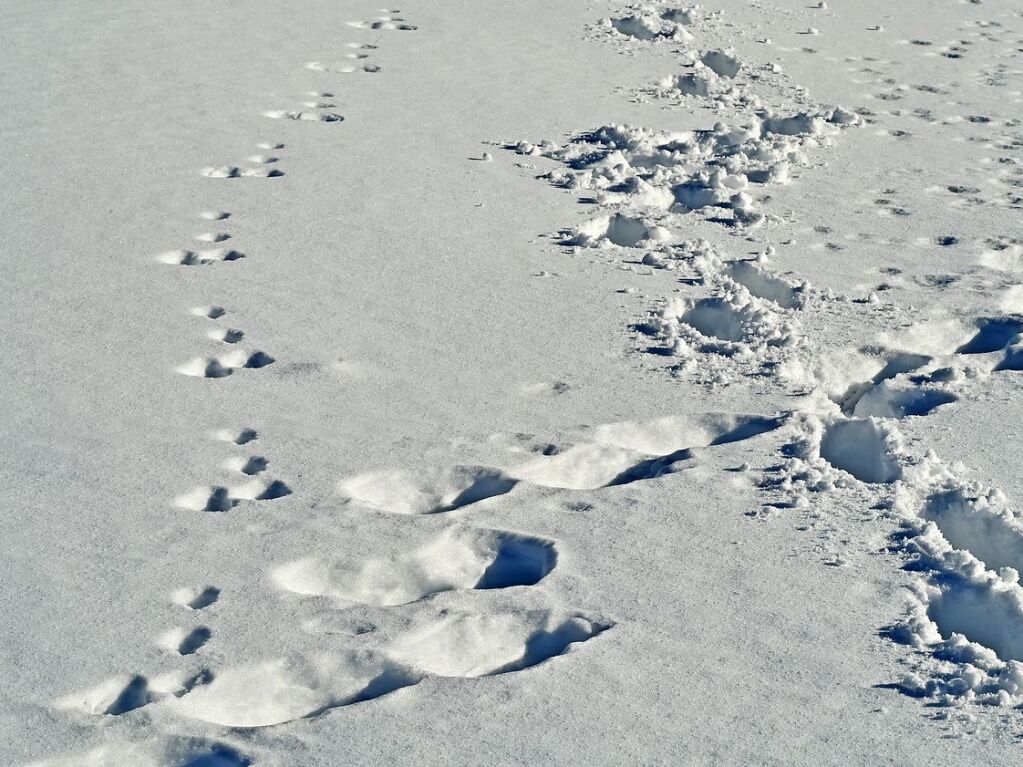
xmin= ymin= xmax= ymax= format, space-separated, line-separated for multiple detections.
xmin=5 ymin=0 xmax=1023 ymax=763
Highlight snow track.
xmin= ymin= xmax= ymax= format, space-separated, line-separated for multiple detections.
xmin=508 ymin=0 xmax=1023 ymax=727
xmin=12 ymin=0 xmax=1023 ymax=763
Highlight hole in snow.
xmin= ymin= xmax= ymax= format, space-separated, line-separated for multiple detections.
xmin=819 ymin=419 xmax=901 ymax=483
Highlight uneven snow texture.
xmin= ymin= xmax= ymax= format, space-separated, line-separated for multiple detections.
xmin=8 ymin=0 xmax=1023 ymax=764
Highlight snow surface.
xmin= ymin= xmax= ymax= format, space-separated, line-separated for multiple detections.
xmin=3 ymin=0 xmax=1023 ymax=764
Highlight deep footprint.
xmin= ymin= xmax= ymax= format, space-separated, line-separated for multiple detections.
xmin=818 ymin=418 xmax=902 ymax=484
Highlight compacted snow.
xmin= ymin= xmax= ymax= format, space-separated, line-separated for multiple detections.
xmin=3 ymin=0 xmax=1023 ymax=764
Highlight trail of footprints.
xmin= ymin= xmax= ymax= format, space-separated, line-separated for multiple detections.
xmin=177 ymin=305 xmax=275 ymax=380
xmin=261 ymin=15 xmax=417 ymax=124
xmin=770 ymin=14 xmax=1023 ymax=712
xmin=348 ymin=12 xmax=417 ymax=32
xmin=156 ymin=208 xmax=277 ymax=379
xmin=157 ymin=215 xmax=245 ymax=266
xmin=48 ymin=7 xmax=627 ymax=754
xmin=175 ymin=428 xmax=291 ymax=512
xmin=773 ymin=315 xmax=1023 ymax=704
xmin=508 ymin=0 xmax=1023 ymax=723
xmin=57 ymin=586 xmax=220 ymax=717
xmin=56 ymin=0 xmax=1023 ymax=752
xmin=66 ymin=410 xmax=789 ymax=730
xmin=264 ymin=92 xmax=344 ymax=124
xmin=201 ymin=143 xmax=285 ymax=179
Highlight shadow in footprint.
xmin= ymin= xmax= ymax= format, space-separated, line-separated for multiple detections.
xmin=709 ymin=416 xmax=784 ymax=446
xmin=256 ymin=480 xmax=291 ymax=501
xmin=222 ymin=428 xmax=257 ymax=445
xmin=182 ymin=745 xmax=251 ymax=767
xmin=180 ymin=586 xmax=220 ymax=610
xmin=238 ymin=456 xmax=269 ymax=475
xmin=348 ymin=667 xmax=422 ymax=706
xmin=606 ymin=448 xmax=694 ymax=486
xmin=477 ymin=535 xmax=557 ymax=589
xmin=243 ymin=352 xmax=275 ymax=369
xmin=204 ymin=488 xmax=236 ymax=512
xmin=495 ymin=618 xmax=613 ymax=675
xmin=956 ymin=318 xmax=1023 ymax=354
xmin=854 ymin=386 xmax=957 ymax=418
xmin=835 ymin=352 xmax=932 ymax=415
xmin=607 ymin=416 xmax=783 ymax=486
xmin=105 ymin=676 xmax=152 ymax=716
xmin=437 ymin=473 xmax=519 ymax=512
xmin=179 ymin=627 xmax=213 ymax=655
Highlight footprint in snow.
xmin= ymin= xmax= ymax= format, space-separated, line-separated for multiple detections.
xmin=175 ymin=477 xmax=291 ymax=512
xmin=159 ymin=626 xmax=213 ymax=656
xmin=202 ymin=145 xmax=284 ymax=178
xmin=200 ymin=165 xmax=283 ymax=179
xmin=175 ymin=431 xmax=290 ymax=510
xmin=347 ymin=15 xmax=417 ymax=31
xmin=167 ymin=607 xmax=608 ymax=728
xmin=176 ymin=350 xmax=274 ymax=379
xmin=56 ymin=667 xmax=211 ymax=717
xmin=263 ymin=109 xmax=344 ymax=123
xmin=507 ymin=412 xmax=783 ymax=490
xmin=305 ymin=61 xmax=380 ymax=74
xmin=214 ymin=427 xmax=258 ymax=445
xmin=173 ymin=585 xmax=221 ymax=610
xmin=157 ymin=248 xmax=244 ymax=266
xmin=273 ymin=525 xmax=557 ymax=606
